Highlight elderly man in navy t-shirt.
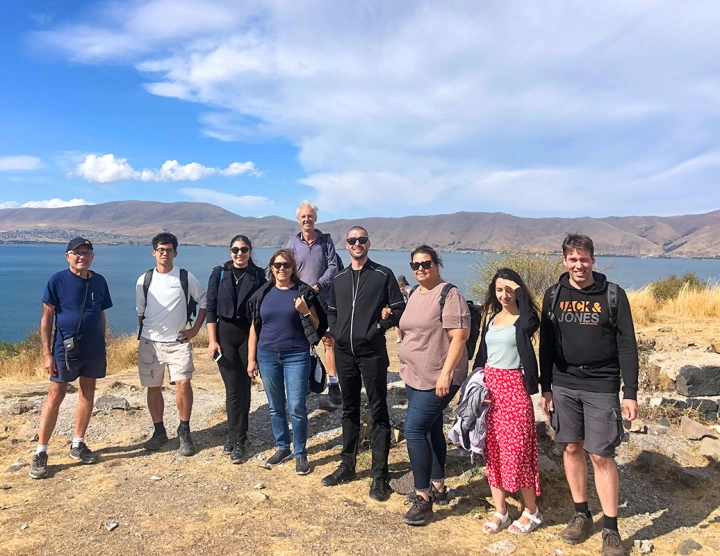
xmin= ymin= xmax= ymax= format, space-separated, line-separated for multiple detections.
xmin=30 ymin=237 xmax=113 ymax=479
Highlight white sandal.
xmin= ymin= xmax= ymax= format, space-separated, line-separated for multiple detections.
xmin=509 ymin=507 xmax=542 ymax=535
xmin=482 ymin=511 xmax=511 ymax=535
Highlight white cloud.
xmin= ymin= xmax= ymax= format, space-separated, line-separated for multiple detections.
xmin=0 ymin=198 xmax=94 ymax=210
xmin=34 ymin=1 xmax=720 ymax=216
xmin=71 ymin=153 xmax=260 ymax=183
xmin=179 ymin=187 xmax=274 ymax=213
xmin=0 ymin=156 xmax=43 ymax=171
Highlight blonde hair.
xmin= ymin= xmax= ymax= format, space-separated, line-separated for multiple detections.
xmin=296 ymin=201 xmax=318 ymax=219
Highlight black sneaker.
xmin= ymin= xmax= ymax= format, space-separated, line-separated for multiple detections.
xmin=230 ymin=442 xmax=246 ymax=464
xmin=143 ymin=430 xmax=169 ymax=451
xmin=321 ymin=464 xmax=357 ymax=486
xmin=403 ymin=495 xmax=434 ymax=526
xmin=562 ymin=512 xmax=594 ymax=544
xmin=177 ymin=427 xmax=195 ymax=457
xmin=69 ymin=442 xmax=99 ymax=464
xmin=431 ymin=483 xmax=450 ymax=505
xmin=261 ymin=448 xmax=293 ymax=468
xmin=369 ymin=476 xmax=392 ymax=502
xmin=29 ymin=451 xmax=48 ymax=479
xmin=295 ymin=455 xmax=311 ymax=475
xmin=328 ymin=382 xmax=342 ymax=405
xmin=223 ymin=438 xmax=233 ymax=453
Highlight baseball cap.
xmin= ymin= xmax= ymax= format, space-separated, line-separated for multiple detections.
xmin=66 ymin=237 xmax=93 ymax=252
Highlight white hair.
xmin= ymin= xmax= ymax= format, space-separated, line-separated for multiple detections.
xmin=296 ymin=200 xmax=319 ymax=219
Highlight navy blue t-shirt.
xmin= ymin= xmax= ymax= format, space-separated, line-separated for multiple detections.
xmin=257 ymin=285 xmax=309 ymax=353
xmin=42 ymin=269 xmax=113 ymax=360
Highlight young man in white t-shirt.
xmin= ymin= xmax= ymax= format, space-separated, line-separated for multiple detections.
xmin=136 ymin=233 xmax=207 ymax=456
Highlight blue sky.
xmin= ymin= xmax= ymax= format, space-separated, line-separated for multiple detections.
xmin=1 ymin=1 xmax=720 ymax=220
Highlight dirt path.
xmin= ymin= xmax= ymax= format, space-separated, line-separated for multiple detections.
xmin=1 ymin=340 xmax=719 ymax=555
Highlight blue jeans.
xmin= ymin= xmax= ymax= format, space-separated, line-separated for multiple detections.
xmin=257 ymin=348 xmax=311 ymax=457
xmin=404 ymin=384 xmax=460 ymax=492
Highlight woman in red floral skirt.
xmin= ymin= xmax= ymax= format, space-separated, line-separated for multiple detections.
xmin=472 ymin=268 xmax=542 ymax=535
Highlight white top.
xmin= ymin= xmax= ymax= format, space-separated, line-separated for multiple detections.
xmin=485 ymin=319 xmax=522 ymax=370
xmin=136 ymin=267 xmax=207 ymax=342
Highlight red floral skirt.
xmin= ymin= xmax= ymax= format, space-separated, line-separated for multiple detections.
xmin=483 ymin=365 xmax=541 ymax=496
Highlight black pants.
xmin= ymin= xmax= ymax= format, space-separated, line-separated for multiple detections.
xmin=334 ymin=347 xmax=391 ymax=479
xmin=217 ymin=318 xmax=252 ymax=444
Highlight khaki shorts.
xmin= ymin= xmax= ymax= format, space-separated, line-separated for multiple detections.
xmin=137 ymin=338 xmax=195 ymax=387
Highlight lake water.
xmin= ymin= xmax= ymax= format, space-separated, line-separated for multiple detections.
xmin=1 ymin=244 xmax=718 ymax=343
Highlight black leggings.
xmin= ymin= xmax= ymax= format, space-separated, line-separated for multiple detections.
xmin=217 ymin=318 xmax=252 ymax=444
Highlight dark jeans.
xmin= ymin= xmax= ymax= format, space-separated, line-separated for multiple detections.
xmin=217 ymin=319 xmax=252 ymax=444
xmin=334 ymin=347 xmax=391 ymax=479
xmin=404 ymin=384 xmax=460 ymax=492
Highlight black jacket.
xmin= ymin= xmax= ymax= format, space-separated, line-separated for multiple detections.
xmin=539 ymin=271 xmax=639 ymax=399
xmin=473 ymin=287 xmax=540 ymax=395
xmin=205 ymin=262 xmax=266 ymax=325
xmin=246 ymin=280 xmax=328 ymax=346
xmin=328 ymin=259 xmax=406 ymax=357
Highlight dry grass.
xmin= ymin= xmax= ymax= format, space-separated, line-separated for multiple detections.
xmin=628 ymin=283 xmax=720 ymax=326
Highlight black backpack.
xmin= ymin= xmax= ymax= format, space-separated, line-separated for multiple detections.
xmin=409 ymin=283 xmax=482 ymax=359
xmin=320 ymin=235 xmax=344 ymax=272
xmin=546 ymin=281 xmax=619 ymax=357
xmin=138 ymin=268 xmax=197 ymax=339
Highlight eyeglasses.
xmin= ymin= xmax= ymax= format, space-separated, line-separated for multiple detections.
xmin=69 ymin=250 xmax=93 ymax=258
xmin=410 ymin=261 xmax=433 ymax=271
xmin=154 ymin=248 xmax=175 ymax=254
xmin=272 ymin=262 xmax=292 ymax=270
xmin=346 ymin=236 xmax=369 ymax=246
xmin=231 ymin=246 xmax=250 ymax=254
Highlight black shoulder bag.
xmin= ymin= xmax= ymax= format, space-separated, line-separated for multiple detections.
xmin=61 ymin=280 xmax=90 ymax=360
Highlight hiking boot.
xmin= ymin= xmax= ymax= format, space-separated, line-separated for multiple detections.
xmin=295 ymin=455 xmax=311 ymax=475
xmin=69 ymin=442 xmax=99 ymax=464
xmin=402 ymin=495 xmax=434 ymax=526
xmin=369 ymin=476 xmax=392 ymax=502
xmin=223 ymin=438 xmax=233 ymax=453
xmin=328 ymin=382 xmax=342 ymax=405
xmin=230 ymin=442 xmax=246 ymax=464
xmin=29 ymin=451 xmax=48 ymax=479
xmin=177 ymin=427 xmax=195 ymax=457
xmin=321 ymin=464 xmax=357 ymax=487
xmin=143 ymin=430 xmax=169 ymax=451
xmin=430 ymin=483 xmax=450 ymax=505
xmin=562 ymin=512 xmax=594 ymax=544
xmin=601 ymin=528 xmax=624 ymax=556
xmin=261 ymin=448 xmax=293 ymax=468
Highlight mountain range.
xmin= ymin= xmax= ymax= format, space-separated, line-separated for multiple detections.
xmin=0 ymin=201 xmax=718 ymax=258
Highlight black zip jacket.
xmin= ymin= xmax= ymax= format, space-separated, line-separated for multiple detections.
xmin=205 ymin=262 xmax=266 ymax=325
xmin=539 ymin=271 xmax=639 ymax=399
xmin=328 ymin=259 xmax=406 ymax=357
xmin=473 ymin=287 xmax=540 ymax=395
xmin=246 ymin=279 xmax=328 ymax=346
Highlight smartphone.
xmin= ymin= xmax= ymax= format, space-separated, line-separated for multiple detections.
xmin=213 ymin=349 xmax=222 ymax=362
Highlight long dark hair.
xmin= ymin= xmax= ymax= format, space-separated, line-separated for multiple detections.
xmin=223 ymin=234 xmax=260 ymax=272
xmin=480 ymin=267 xmax=540 ymax=323
xmin=267 ymin=249 xmax=301 ymax=284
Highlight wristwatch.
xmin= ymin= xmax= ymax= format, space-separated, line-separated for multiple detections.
xmin=303 ymin=312 xmax=311 ymax=319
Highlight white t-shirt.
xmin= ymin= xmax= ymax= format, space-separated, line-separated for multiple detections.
xmin=136 ymin=267 xmax=207 ymax=342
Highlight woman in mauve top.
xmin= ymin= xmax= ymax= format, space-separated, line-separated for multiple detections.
xmin=397 ymin=245 xmax=470 ymax=527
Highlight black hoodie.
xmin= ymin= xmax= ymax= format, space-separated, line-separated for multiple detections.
xmin=539 ymin=271 xmax=639 ymax=399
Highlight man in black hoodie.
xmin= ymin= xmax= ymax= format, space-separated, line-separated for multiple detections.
xmin=321 ymin=226 xmax=406 ymax=501
xmin=540 ymin=234 xmax=638 ymax=556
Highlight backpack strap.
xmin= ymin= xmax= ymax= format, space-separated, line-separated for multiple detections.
xmin=607 ymin=282 xmax=619 ymax=331
xmin=138 ymin=269 xmax=154 ymax=339
xmin=438 ymin=283 xmax=457 ymax=324
xmin=547 ymin=283 xmax=563 ymax=358
xmin=409 ymin=285 xmax=419 ymax=297
xmin=180 ymin=268 xmax=192 ymax=324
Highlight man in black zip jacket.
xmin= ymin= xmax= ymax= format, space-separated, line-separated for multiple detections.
xmin=321 ymin=226 xmax=406 ymax=501
xmin=539 ymin=234 xmax=638 ymax=556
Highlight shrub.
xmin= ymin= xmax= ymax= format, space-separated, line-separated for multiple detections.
xmin=649 ymin=272 xmax=708 ymax=301
xmin=466 ymin=249 xmax=566 ymax=303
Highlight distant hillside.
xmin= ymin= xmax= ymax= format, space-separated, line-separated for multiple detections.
xmin=0 ymin=201 xmax=719 ymax=258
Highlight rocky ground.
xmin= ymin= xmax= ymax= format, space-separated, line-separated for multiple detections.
xmin=1 ymin=331 xmax=719 ymax=556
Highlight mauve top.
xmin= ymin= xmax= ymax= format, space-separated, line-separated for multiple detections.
xmin=398 ymin=282 xmax=471 ymax=391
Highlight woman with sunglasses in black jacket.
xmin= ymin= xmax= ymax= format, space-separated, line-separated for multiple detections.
xmin=206 ymin=235 xmax=266 ymax=463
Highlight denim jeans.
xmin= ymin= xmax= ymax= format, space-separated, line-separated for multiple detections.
xmin=257 ymin=348 xmax=311 ymax=458
xmin=404 ymin=384 xmax=460 ymax=492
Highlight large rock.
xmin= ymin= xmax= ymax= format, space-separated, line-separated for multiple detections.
xmin=94 ymin=395 xmax=130 ymax=411
xmin=680 ymin=416 xmax=715 ymax=440
xmin=686 ymin=398 xmax=719 ymax=421
xmin=676 ymin=365 xmax=720 ymax=397
xmin=698 ymin=437 xmax=720 ymax=460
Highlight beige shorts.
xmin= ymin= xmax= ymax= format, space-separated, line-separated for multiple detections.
xmin=137 ymin=338 xmax=195 ymax=387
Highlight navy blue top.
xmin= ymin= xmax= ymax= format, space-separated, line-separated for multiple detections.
xmin=257 ymin=285 xmax=309 ymax=353
xmin=42 ymin=269 xmax=113 ymax=360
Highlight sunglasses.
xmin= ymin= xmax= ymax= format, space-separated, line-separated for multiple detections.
xmin=231 ymin=246 xmax=250 ymax=254
xmin=410 ymin=260 xmax=433 ymax=271
xmin=272 ymin=262 xmax=292 ymax=270
xmin=346 ymin=236 xmax=369 ymax=246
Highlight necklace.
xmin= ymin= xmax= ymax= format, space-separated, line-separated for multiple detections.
xmin=232 ymin=267 xmax=247 ymax=284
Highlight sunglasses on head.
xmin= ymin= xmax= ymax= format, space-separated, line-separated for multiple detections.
xmin=231 ymin=246 xmax=250 ymax=254
xmin=272 ymin=262 xmax=292 ymax=270
xmin=346 ymin=236 xmax=369 ymax=246
xmin=410 ymin=260 xmax=433 ymax=271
